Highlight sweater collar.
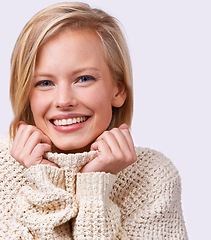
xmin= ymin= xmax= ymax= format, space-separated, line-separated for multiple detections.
xmin=44 ymin=150 xmax=98 ymax=171
xmin=1 ymin=133 xmax=99 ymax=172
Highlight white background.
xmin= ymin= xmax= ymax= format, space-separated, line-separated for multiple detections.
xmin=0 ymin=1 xmax=210 ymax=239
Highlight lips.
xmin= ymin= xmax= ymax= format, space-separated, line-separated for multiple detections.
xmin=53 ymin=116 xmax=88 ymax=126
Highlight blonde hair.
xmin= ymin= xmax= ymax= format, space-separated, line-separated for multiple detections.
xmin=9 ymin=2 xmax=133 ymax=139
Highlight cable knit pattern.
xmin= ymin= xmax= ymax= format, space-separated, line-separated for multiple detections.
xmin=0 ymin=134 xmax=188 ymax=239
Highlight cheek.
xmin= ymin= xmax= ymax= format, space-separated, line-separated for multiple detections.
xmin=85 ymin=85 xmax=114 ymax=110
xmin=87 ymin=93 xmax=113 ymax=120
xmin=86 ymin=89 xmax=113 ymax=127
xmin=29 ymin=92 xmax=48 ymax=122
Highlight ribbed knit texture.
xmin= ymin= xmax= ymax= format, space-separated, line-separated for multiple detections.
xmin=0 ymin=134 xmax=188 ymax=239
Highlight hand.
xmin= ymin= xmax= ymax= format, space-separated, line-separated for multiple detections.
xmin=10 ymin=122 xmax=58 ymax=168
xmin=80 ymin=124 xmax=137 ymax=174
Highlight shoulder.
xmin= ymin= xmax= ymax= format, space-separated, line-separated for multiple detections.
xmin=0 ymin=134 xmax=28 ymax=239
xmin=134 ymin=146 xmax=180 ymax=182
xmin=111 ymin=146 xmax=182 ymax=218
xmin=0 ymin=133 xmax=21 ymax=171
xmin=116 ymin=146 xmax=180 ymax=188
xmin=0 ymin=133 xmax=11 ymax=157
xmin=0 ymin=132 xmax=10 ymax=149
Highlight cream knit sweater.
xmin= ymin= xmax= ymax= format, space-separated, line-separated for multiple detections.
xmin=0 ymin=134 xmax=188 ymax=239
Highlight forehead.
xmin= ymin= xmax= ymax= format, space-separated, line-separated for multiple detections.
xmin=36 ymin=28 xmax=106 ymax=66
xmin=38 ymin=27 xmax=104 ymax=55
xmin=34 ymin=28 xmax=111 ymax=79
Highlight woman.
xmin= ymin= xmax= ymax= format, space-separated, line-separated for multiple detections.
xmin=0 ymin=2 xmax=188 ymax=239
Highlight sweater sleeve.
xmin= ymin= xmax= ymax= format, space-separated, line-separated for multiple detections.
xmin=72 ymin=172 xmax=129 ymax=239
xmin=15 ymin=164 xmax=78 ymax=240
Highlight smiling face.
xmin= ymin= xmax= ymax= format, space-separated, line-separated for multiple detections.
xmin=29 ymin=28 xmax=126 ymax=153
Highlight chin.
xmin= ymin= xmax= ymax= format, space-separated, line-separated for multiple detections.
xmin=52 ymin=142 xmax=91 ymax=154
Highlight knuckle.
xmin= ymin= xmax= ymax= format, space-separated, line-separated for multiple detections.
xmin=33 ymin=143 xmax=42 ymax=152
xmin=110 ymin=127 xmax=119 ymax=134
xmin=104 ymin=130 xmax=113 ymax=137
xmin=34 ymin=143 xmax=48 ymax=155
xmin=24 ymin=124 xmax=34 ymax=132
xmin=98 ymin=139 xmax=105 ymax=145
xmin=17 ymin=124 xmax=25 ymax=131
xmin=102 ymin=131 xmax=110 ymax=138
xmin=24 ymin=124 xmax=39 ymax=135
xmin=39 ymin=143 xmax=47 ymax=152
xmin=123 ymin=127 xmax=130 ymax=133
xmin=122 ymin=128 xmax=131 ymax=136
xmin=32 ymin=130 xmax=42 ymax=139
xmin=101 ymin=130 xmax=107 ymax=136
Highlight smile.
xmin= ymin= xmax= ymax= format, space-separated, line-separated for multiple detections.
xmin=53 ymin=117 xmax=88 ymax=126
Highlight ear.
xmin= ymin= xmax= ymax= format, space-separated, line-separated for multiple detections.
xmin=112 ymin=81 xmax=127 ymax=108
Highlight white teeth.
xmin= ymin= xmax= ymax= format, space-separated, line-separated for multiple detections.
xmin=53 ymin=117 xmax=87 ymax=126
xmin=62 ymin=119 xmax=66 ymax=125
xmin=67 ymin=118 xmax=72 ymax=125
xmin=54 ymin=120 xmax=59 ymax=126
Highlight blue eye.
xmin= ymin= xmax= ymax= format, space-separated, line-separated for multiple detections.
xmin=78 ymin=76 xmax=95 ymax=83
xmin=35 ymin=80 xmax=53 ymax=87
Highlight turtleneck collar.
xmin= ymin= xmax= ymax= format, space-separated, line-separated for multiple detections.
xmin=44 ymin=151 xmax=99 ymax=172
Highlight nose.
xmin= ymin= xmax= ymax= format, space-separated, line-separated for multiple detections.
xmin=54 ymin=84 xmax=78 ymax=109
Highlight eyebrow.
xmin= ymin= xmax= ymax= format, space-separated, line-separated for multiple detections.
xmin=71 ymin=67 xmax=100 ymax=75
xmin=33 ymin=67 xmax=100 ymax=79
xmin=33 ymin=74 xmax=54 ymax=79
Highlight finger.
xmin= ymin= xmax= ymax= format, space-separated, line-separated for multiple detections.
xmin=90 ymin=139 xmax=110 ymax=159
xmin=83 ymin=140 xmax=113 ymax=173
xmin=10 ymin=124 xmax=29 ymax=159
xmin=119 ymin=123 xmax=129 ymax=130
xmin=21 ymin=131 xmax=51 ymax=159
xmin=39 ymin=132 xmax=52 ymax=146
xmin=13 ymin=124 xmax=51 ymax=153
xmin=18 ymin=122 xmax=51 ymax=146
xmin=118 ymin=126 xmax=137 ymax=161
xmin=110 ymin=127 xmax=131 ymax=150
xmin=100 ymin=128 xmax=130 ymax=154
xmin=119 ymin=126 xmax=135 ymax=151
xmin=12 ymin=123 xmax=27 ymax=149
xmin=110 ymin=127 xmax=137 ymax=164
xmin=18 ymin=121 xmax=26 ymax=127
xmin=11 ymin=125 xmax=51 ymax=163
xmin=12 ymin=124 xmax=37 ymax=153
xmin=95 ymin=131 xmax=124 ymax=158
xmin=39 ymin=159 xmax=59 ymax=167
xmin=91 ymin=139 xmax=112 ymax=153
xmin=26 ymin=143 xmax=52 ymax=167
